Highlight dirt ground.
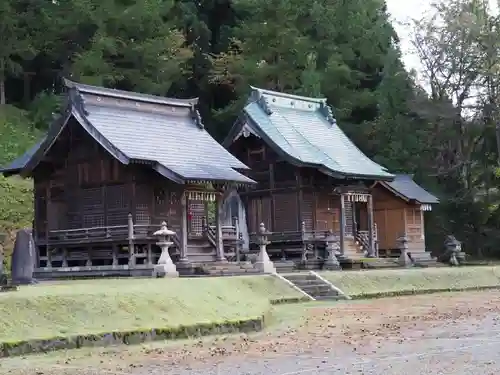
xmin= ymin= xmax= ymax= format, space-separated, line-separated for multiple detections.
xmin=2 ymin=290 xmax=500 ymax=374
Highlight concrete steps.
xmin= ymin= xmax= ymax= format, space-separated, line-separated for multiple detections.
xmin=196 ymin=261 xmax=260 ymax=276
xmin=281 ymin=273 xmax=341 ymax=300
xmin=361 ymin=258 xmax=400 ymax=269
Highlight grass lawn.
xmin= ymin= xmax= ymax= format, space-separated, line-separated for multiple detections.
xmin=0 ymin=275 xmax=303 ymax=343
xmin=320 ymin=266 xmax=500 ymax=297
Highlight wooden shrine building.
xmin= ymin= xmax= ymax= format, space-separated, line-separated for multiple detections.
xmin=372 ymin=174 xmax=439 ymax=258
xmin=0 ymin=80 xmax=255 ymax=278
xmin=224 ymin=87 xmax=394 ymax=264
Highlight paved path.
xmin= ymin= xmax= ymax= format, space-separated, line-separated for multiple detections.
xmin=4 ymin=291 xmax=500 ymax=374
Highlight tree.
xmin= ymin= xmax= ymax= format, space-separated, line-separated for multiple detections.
xmin=70 ymin=0 xmax=192 ymax=95
xmin=411 ymin=0 xmax=500 ymax=256
xmin=0 ymin=0 xmax=35 ymax=105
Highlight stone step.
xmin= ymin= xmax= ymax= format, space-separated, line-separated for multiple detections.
xmin=282 ymin=273 xmax=340 ymax=300
xmin=283 ymin=274 xmax=317 ymax=282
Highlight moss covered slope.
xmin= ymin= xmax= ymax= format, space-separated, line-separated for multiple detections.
xmin=321 ymin=266 xmax=500 ymax=297
xmin=0 ymin=275 xmax=303 ymax=343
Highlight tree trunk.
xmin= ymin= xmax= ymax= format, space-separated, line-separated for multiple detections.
xmin=0 ymin=59 xmax=5 ymax=106
xmin=0 ymin=79 xmax=5 ymax=106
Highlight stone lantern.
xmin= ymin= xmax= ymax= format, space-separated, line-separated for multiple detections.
xmin=324 ymin=231 xmax=341 ymax=270
xmin=444 ymin=235 xmax=462 ymax=266
xmin=397 ymin=233 xmax=411 ymax=267
xmin=152 ymin=222 xmax=178 ymax=277
xmin=255 ymin=223 xmax=276 ymax=274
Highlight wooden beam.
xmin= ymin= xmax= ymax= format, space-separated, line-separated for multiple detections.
xmin=269 ymin=163 xmax=275 ymax=231
xmin=367 ymin=194 xmax=375 ymax=257
xmin=215 ymin=195 xmax=226 ymax=261
xmin=339 ymin=194 xmax=345 ymax=256
xmin=180 ymin=194 xmax=189 ymax=261
xmin=296 ymin=169 xmax=302 ymax=231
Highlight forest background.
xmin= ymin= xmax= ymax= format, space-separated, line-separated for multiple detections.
xmin=1 ymin=0 xmax=500 ymax=258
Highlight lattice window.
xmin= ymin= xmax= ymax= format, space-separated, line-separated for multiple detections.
xmin=301 ymin=192 xmax=314 ymax=231
xmin=106 ymin=184 xmax=128 ymax=225
xmin=344 ymin=201 xmax=354 ymax=236
xmin=81 ymin=187 xmax=104 ymax=227
xmin=189 ymin=201 xmax=205 ymax=236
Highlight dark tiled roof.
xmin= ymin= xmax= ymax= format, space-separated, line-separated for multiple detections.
xmin=0 ymin=138 xmax=45 ymax=176
xmin=2 ymin=80 xmax=255 ymax=185
xmin=225 ymin=87 xmax=393 ymax=180
xmin=384 ymin=174 xmax=439 ymax=204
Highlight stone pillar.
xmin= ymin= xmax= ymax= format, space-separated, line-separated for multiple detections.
xmin=127 ymin=213 xmax=136 ymax=267
xmin=255 ymin=223 xmax=276 ymax=274
xmin=367 ymin=194 xmax=375 ymax=258
xmin=397 ymin=233 xmax=412 ymax=267
xmin=324 ymin=230 xmax=341 ymax=270
xmin=179 ymin=194 xmax=189 ymax=264
xmin=215 ymin=195 xmax=226 ymax=262
xmin=152 ymin=222 xmax=178 ymax=277
xmin=339 ymin=194 xmax=346 ymax=256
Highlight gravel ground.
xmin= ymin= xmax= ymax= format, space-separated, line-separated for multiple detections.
xmin=3 ymin=290 xmax=500 ymax=375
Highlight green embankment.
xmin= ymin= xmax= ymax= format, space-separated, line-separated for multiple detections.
xmin=0 ymin=275 xmax=302 ymax=343
xmin=321 ymin=266 xmax=500 ymax=298
xmin=0 ymin=106 xmax=40 ymax=261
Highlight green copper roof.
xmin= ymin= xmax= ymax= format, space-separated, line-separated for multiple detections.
xmin=225 ymin=87 xmax=393 ymax=180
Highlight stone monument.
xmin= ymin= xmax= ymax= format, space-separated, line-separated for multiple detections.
xmin=11 ymin=229 xmax=37 ymax=285
xmin=255 ymin=223 xmax=276 ymax=274
xmin=152 ymin=222 xmax=179 ymax=277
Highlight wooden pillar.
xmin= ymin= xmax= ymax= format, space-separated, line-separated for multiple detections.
xmin=128 ymin=213 xmax=136 ymax=267
xmin=367 ymin=194 xmax=375 ymax=257
xmin=270 ymin=163 xmax=275 ymax=231
xmin=180 ymin=193 xmax=189 ymax=262
xmin=420 ymin=208 xmax=425 ymax=240
xmin=339 ymin=194 xmax=345 ymax=256
xmin=296 ymin=169 xmax=302 ymax=231
xmin=215 ymin=194 xmax=226 ymax=262
xmin=45 ymin=183 xmax=51 ymax=269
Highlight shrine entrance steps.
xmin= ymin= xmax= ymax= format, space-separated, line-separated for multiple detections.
xmin=281 ymin=273 xmax=343 ymax=301
xmin=193 ymin=261 xmax=261 ymax=276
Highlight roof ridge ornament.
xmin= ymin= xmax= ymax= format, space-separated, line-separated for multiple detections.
xmin=319 ymin=101 xmax=336 ymax=125
xmin=190 ymin=104 xmax=204 ymax=129
xmin=257 ymin=94 xmax=273 ymax=115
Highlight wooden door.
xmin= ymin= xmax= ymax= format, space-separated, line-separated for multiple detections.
xmin=315 ymin=193 xmax=339 ymax=232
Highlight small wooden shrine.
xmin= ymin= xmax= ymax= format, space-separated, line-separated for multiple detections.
xmin=372 ymin=174 xmax=439 ymax=258
xmin=224 ymin=87 xmax=394 ymax=265
xmin=0 ymin=80 xmax=255 ymax=278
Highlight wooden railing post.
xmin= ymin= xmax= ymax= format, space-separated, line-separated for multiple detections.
xmin=300 ymin=221 xmax=308 ymax=262
xmin=233 ymin=216 xmax=241 ymax=263
xmin=128 ymin=213 xmax=136 ymax=267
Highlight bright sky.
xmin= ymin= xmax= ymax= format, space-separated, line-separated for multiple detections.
xmin=385 ymin=0 xmax=499 ymax=73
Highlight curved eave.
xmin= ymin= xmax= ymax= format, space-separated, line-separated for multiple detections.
xmin=241 ymin=112 xmax=393 ymax=181
xmin=378 ymin=181 xmax=440 ymax=205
